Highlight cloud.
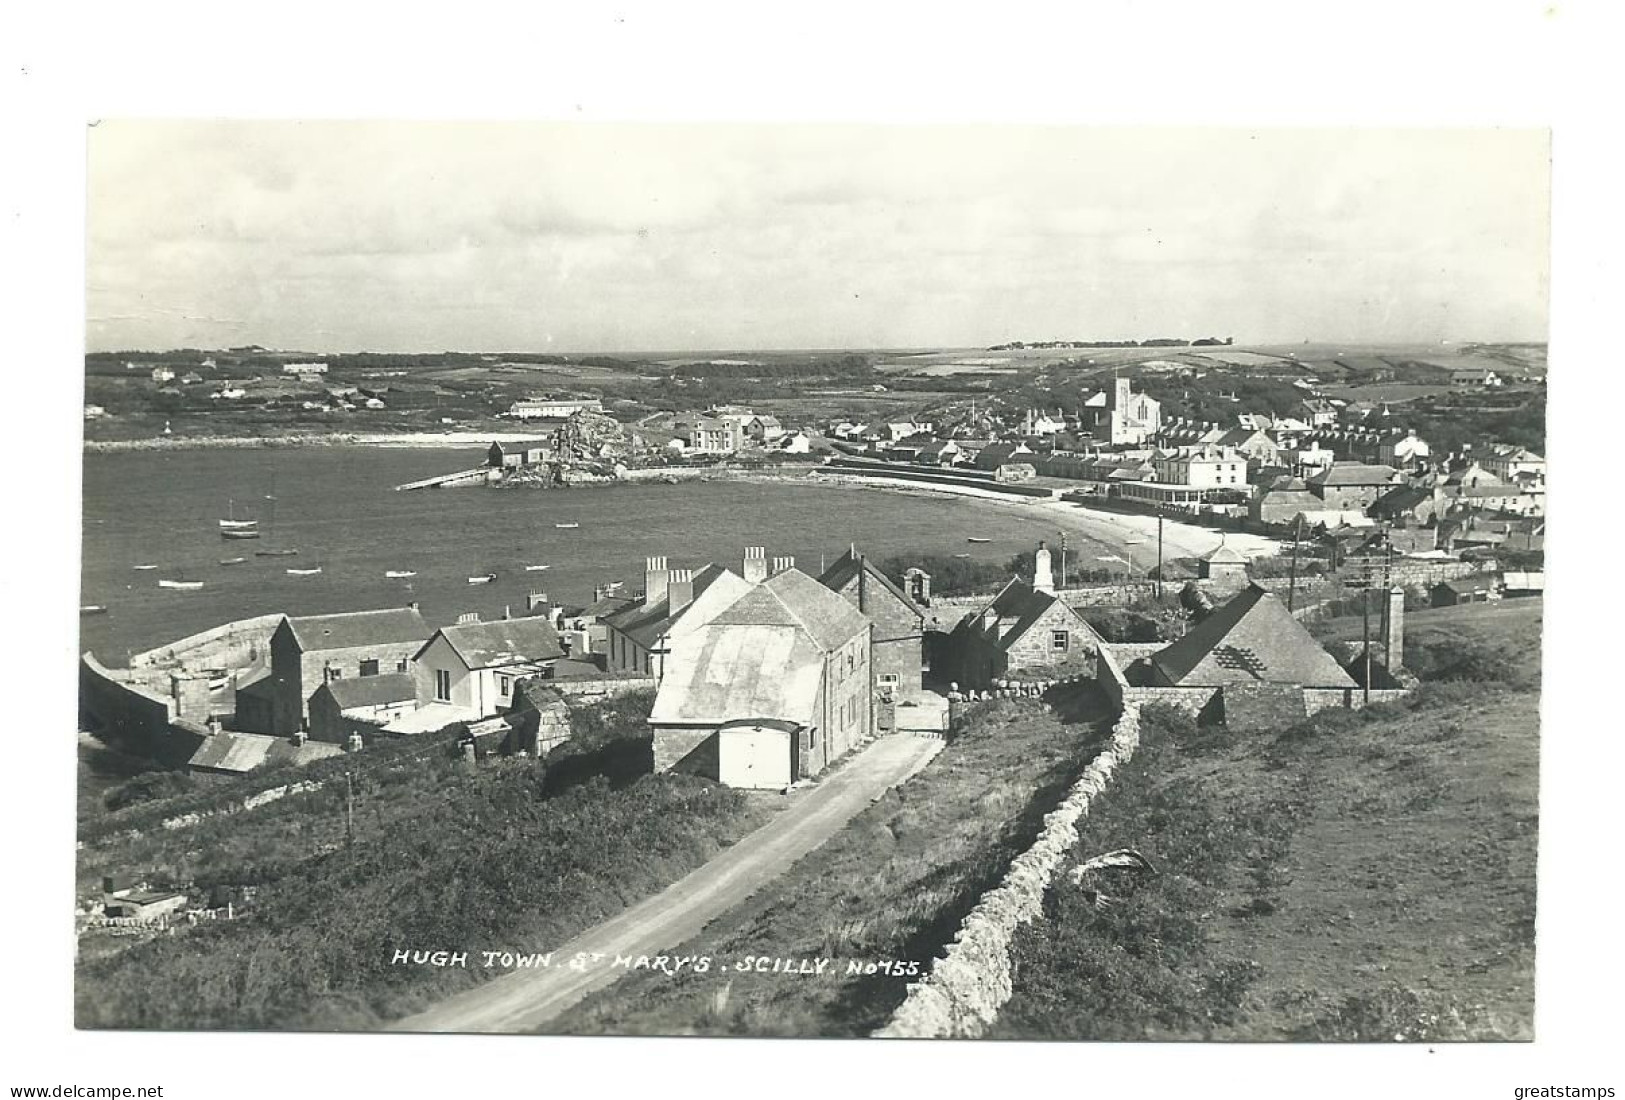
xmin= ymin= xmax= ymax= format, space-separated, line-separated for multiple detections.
xmin=85 ymin=122 xmax=1550 ymax=352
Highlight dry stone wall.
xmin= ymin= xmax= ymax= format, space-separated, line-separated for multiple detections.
xmin=875 ymin=701 xmax=1144 ymax=1039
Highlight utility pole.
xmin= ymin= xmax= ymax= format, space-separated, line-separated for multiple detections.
xmin=1058 ymin=529 xmax=1069 ymax=589
xmin=1287 ymin=515 xmax=1303 ymax=612
xmin=1361 ymin=559 xmax=1372 ymax=707
xmin=344 ymin=771 xmax=355 ymax=848
xmin=1156 ymin=513 xmax=1165 ymax=598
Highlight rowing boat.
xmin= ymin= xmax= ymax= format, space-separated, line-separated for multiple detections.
xmin=219 ymin=557 xmax=247 ymax=566
xmin=287 ymin=567 xmax=323 ymax=576
xmin=384 ymin=570 xmax=417 ymax=579
xmin=468 ymin=573 xmax=496 ymax=585
xmin=158 ymin=579 xmax=204 ymax=590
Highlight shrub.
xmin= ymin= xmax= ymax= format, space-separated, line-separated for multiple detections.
xmin=102 ymin=770 xmax=196 ymax=812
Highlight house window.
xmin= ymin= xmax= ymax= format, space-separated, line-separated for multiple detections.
xmin=325 ymin=667 xmax=343 ymax=682
xmin=396 ymin=658 xmax=408 ymax=673
xmin=1051 ymin=630 xmax=1070 ymax=653
xmin=434 ymin=669 xmax=452 ymax=702
xmin=879 ymin=673 xmax=899 ymax=687
xmin=499 ymin=674 xmax=512 ymax=697
xmin=359 ymin=658 xmax=379 ymax=677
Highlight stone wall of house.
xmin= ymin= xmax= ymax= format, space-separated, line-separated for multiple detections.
xmin=1303 ymin=687 xmax=1410 ymax=714
xmin=875 ymin=700 xmax=1144 ymax=1039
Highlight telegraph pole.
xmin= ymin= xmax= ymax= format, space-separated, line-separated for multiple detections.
xmin=1058 ymin=529 xmax=1069 ymax=589
xmin=1156 ymin=513 xmax=1165 ymax=598
xmin=1287 ymin=515 xmax=1303 ymax=612
xmin=1361 ymin=559 xmax=1372 ymax=707
xmin=345 ymin=771 xmax=355 ymax=848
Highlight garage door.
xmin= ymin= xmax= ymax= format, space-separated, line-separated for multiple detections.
xmin=717 ymin=726 xmax=792 ymax=790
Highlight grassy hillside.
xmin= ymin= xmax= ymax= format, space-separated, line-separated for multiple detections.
xmin=991 ymin=607 xmax=1539 ymax=1041
xmin=560 ymin=688 xmax=1115 ymax=1037
xmin=74 ymin=694 xmax=778 ymax=1031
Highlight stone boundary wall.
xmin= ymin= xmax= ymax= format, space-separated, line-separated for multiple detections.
xmin=80 ymin=651 xmax=184 ymax=763
xmin=550 ymin=676 xmax=656 ymax=701
xmin=875 ymin=699 xmax=1145 ymax=1039
xmin=129 ymin=613 xmax=285 ymax=672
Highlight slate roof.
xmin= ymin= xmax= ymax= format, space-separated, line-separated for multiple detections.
xmin=189 ymin=732 xmax=344 ymax=774
xmin=968 ymin=578 xmax=1096 ymax=654
xmin=1150 ymin=583 xmax=1355 ymax=689
xmin=1201 ymin=542 xmax=1250 ymax=564
xmin=318 ymin=673 xmax=417 ymax=710
xmin=427 ymin=618 xmax=565 ymax=670
xmin=602 ymin=564 xmax=751 ymax=649
xmin=708 ymin=568 xmax=871 ymax=652
xmin=285 ymin=608 xmax=428 ymax=652
xmin=817 ymin=550 xmax=925 ymax=623
xmin=1308 ymin=463 xmax=1399 ymax=488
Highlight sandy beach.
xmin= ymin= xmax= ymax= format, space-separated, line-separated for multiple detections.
xmin=807 ymin=471 xmax=1281 ymax=569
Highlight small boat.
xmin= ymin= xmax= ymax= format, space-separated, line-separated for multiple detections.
xmin=158 ymin=579 xmax=204 ymax=590
xmin=603 ymin=581 xmax=625 ymax=591
xmin=80 ymin=605 xmax=108 ymax=615
xmin=221 ymin=528 xmax=261 ymax=540
xmin=219 ymin=519 xmax=258 ymax=531
xmin=133 ymin=564 xmax=158 ymax=571
xmin=554 ymin=523 xmax=580 ymax=529
xmin=953 ymin=552 xmax=971 ymax=558
xmin=524 ymin=564 xmax=552 ymax=572
xmin=287 ymin=567 xmax=323 ymax=576
xmin=967 ymin=537 xmax=992 ymax=544
xmin=219 ymin=557 xmax=247 ymax=566
xmin=468 ymin=573 xmax=496 ymax=585
xmin=384 ymin=570 xmax=417 ymax=579
xmin=255 ymin=549 xmax=299 ymax=557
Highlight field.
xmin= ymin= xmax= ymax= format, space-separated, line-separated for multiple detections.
xmin=559 ymin=688 xmax=1116 ymax=1037
xmin=991 ymin=602 xmax=1540 ymax=1041
xmin=74 ymin=696 xmax=784 ymax=1031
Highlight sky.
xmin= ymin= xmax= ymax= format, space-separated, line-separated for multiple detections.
xmin=85 ymin=122 xmax=1551 ymax=354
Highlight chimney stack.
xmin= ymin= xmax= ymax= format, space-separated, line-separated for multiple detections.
xmin=645 ymin=555 xmax=670 ymax=605
xmin=770 ymin=555 xmax=795 ymax=576
xmin=527 ymin=589 xmax=550 ymax=612
xmin=293 ymin=729 xmax=307 ymax=746
xmin=1382 ymin=586 xmax=1405 ymax=671
xmin=743 ymin=546 xmax=767 ymax=584
xmin=668 ymin=568 xmax=696 ymax=613
xmin=457 ymin=611 xmax=480 ymax=625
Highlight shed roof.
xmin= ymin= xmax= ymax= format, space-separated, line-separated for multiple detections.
xmin=189 ymin=732 xmax=343 ymax=774
xmin=284 ymin=608 xmax=428 ymax=652
xmin=1150 ymin=583 xmax=1355 ymax=689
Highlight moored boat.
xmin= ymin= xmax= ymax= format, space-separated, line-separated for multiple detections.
xmin=219 ymin=519 xmax=258 ymax=530
xmin=221 ymin=528 xmax=261 ymax=540
xmin=287 ymin=567 xmax=323 ymax=576
xmin=468 ymin=573 xmax=496 ymax=585
xmin=384 ymin=570 xmax=417 ymax=579
xmin=158 ymin=579 xmax=204 ymax=590
xmin=133 ymin=564 xmax=158 ymax=571
xmin=80 ymin=605 xmax=108 ymax=615
xmin=219 ymin=557 xmax=247 ymax=566
xmin=967 ymin=537 xmax=991 ymax=543
xmin=554 ymin=523 xmax=580 ymax=529
xmin=254 ymin=549 xmax=299 ymax=557
xmin=524 ymin=564 xmax=551 ymax=571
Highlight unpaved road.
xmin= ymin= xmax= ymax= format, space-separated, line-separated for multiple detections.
xmin=388 ymin=732 xmax=944 ymax=1034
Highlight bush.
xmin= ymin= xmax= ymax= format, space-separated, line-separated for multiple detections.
xmin=102 ymin=771 xmax=196 ymax=812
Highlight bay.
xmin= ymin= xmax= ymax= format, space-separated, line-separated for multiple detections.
xmin=80 ymin=447 xmax=1075 ymax=661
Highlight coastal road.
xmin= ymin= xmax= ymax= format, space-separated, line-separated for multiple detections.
xmin=388 ymin=732 xmax=944 ymax=1034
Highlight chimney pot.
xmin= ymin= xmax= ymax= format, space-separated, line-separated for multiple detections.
xmin=743 ymin=546 xmax=768 ymax=583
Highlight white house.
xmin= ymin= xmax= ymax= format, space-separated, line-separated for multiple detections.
xmin=283 ymin=362 xmax=330 ymax=376
xmin=412 ymin=618 xmax=566 ymax=720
